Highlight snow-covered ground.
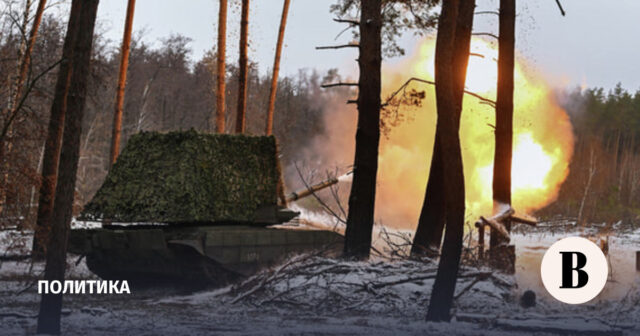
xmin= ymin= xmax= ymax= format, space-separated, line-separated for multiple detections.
xmin=1 ymin=224 xmax=639 ymax=335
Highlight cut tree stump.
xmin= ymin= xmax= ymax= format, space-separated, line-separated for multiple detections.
xmin=489 ymin=244 xmax=515 ymax=274
xmin=475 ymin=207 xmax=536 ymax=269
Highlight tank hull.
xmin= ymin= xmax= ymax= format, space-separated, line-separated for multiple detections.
xmin=69 ymin=225 xmax=343 ymax=287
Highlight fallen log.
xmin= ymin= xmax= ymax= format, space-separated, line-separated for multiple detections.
xmin=511 ymin=214 xmax=537 ymax=226
xmin=492 ymin=207 xmax=515 ymax=222
xmin=0 ymin=254 xmax=32 ymax=262
xmin=475 ymin=207 xmax=538 ymax=243
xmin=480 ymin=215 xmax=510 ymax=242
xmin=455 ymin=313 xmax=494 ymax=323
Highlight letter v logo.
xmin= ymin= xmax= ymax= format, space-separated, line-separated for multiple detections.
xmin=541 ymin=237 xmax=608 ymax=304
xmin=559 ymin=251 xmax=589 ymax=288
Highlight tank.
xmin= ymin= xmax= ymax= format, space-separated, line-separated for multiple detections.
xmin=68 ymin=131 xmax=343 ymax=287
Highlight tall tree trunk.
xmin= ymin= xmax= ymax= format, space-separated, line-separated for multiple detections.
xmin=12 ymin=0 xmax=46 ymax=111
xmin=342 ymin=0 xmax=382 ymax=259
xmin=489 ymin=0 xmax=515 ymax=251
xmin=36 ymin=0 xmax=99 ymax=333
xmin=32 ymin=0 xmax=82 ymax=259
xmin=11 ymin=0 xmax=31 ymax=104
xmin=0 ymin=0 xmax=45 ymax=216
xmin=426 ymin=0 xmax=469 ymax=322
xmin=109 ymin=0 xmax=136 ymax=166
xmin=214 ymin=0 xmax=227 ymax=133
xmin=411 ymin=0 xmax=475 ymax=258
xmin=265 ymin=0 xmax=290 ymax=135
xmin=236 ymin=0 xmax=250 ymax=133
xmin=411 ymin=145 xmax=445 ymax=257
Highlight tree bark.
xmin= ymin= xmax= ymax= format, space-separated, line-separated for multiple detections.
xmin=32 ymin=0 xmax=82 ymax=259
xmin=412 ymin=0 xmax=475 ymax=258
xmin=490 ymin=0 xmax=515 ymax=251
xmin=36 ymin=0 xmax=99 ymax=333
xmin=12 ymin=0 xmax=47 ymax=111
xmin=411 ymin=138 xmax=445 ymax=257
xmin=236 ymin=0 xmax=250 ymax=133
xmin=426 ymin=0 xmax=469 ymax=322
xmin=0 ymin=0 xmax=46 ymax=216
xmin=214 ymin=0 xmax=227 ymax=133
xmin=265 ymin=0 xmax=291 ymax=135
xmin=342 ymin=0 xmax=382 ymax=259
xmin=109 ymin=0 xmax=136 ymax=166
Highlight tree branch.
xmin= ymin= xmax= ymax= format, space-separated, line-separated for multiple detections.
xmin=555 ymin=0 xmax=566 ymax=16
xmin=2 ymin=58 xmax=63 ymax=140
xmin=472 ymin=32 xmax=499 ymax=40
xmin=383 ymin=77 xmax=496 ymax=108
xmin=475 ymin=10 xmax=499 ymax=16
xmin=321 ymin=82 xmax=358 ymax=89
xmin=333 ymin=18 xmax=359 ymax=26
xmin=316 ymin=44 xmax=359 ymax=50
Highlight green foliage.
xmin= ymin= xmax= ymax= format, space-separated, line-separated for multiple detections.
xmin=81 ymin=131 xmax=279 ymax=223
xmin=330 ymin=0 xmax=439 ymax=57
xmin=541 ymin=85 xmax=640 ymax=225
xmin=565 ymin=84 xmax=640 ymax=148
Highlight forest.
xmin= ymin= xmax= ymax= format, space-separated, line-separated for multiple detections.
xmin=1 ymin=0 xmax=639 ymax=335
xmin=542 ymin=86 xmax=640 ymax=225
xmin=0 ymin=11 xmax=341 ymax=226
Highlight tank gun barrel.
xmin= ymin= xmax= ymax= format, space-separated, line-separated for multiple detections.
xmin=286 ymin=171 xmax=352 ymax=202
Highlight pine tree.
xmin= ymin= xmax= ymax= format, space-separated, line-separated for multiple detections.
xmin=425 ymin=0 xmax=473 ymax=322
xmin=489 ymin=0 xmax=516 ymax=269
xmin=412 ymin=0 xmax=475 ymax=258
xmin=265 ymin=0 xmax=291 ymax=135
xmin=236 ymin=0 xmax=250 ymax=133
xmin=214 ymin=0 xmax=227 ymax=133
xmin=343 ymin=0 xmax=382 ymax=259
xmin=37 ymin=0 xmax=100 ymax=333
xmin=109 ymin=0 xmax=136 ymax=166
xmin=32 ymin=0 xmax=83 ymax=258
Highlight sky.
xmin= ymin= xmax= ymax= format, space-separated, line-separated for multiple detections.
xmin=92 ymin=0 xmax=640 ymax=91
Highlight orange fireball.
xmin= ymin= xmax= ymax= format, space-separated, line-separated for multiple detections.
xmin=374 ymin=37 xmax=574 ymax=227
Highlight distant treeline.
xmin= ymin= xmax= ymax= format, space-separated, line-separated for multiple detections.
xmin=0 ymin=12 xmax=350 ymax=228
xmin=540 ymin=85 xmax=640 ymax=226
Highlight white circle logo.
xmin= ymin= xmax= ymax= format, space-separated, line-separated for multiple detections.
xmin=540 ymin=237 xmax=608 ymax=304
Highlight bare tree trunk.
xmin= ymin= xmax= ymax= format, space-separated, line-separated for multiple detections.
xmin=342 ymin=0 xmax=382 ymax=259
xmin=235 ymin=0 xmax=250 ymax=133
xmin=12 ymin=0 xmax=31 ymax=103
xmin=265 ymin=0 xmax=291 ymax=135
xmin=578 ymin=145 xmax=596 ymax=225
xmin=426 ymin=0 xmax=469 ymax=322
xmin=612 ymin=129 xmax=621 ymax=181
xmin=411 ymin=0 xmax=475 ymax=258
xmin=0 ymin=0 xmax=45 ymax=216
xmin=411 ymin=146 xmax=445 ymax=256
xmin=109 ymin=0 xmax=136 ymax=166
xmin=214 ymin=0 xmax=227 ymax=133
xmin=37 ymin=0 xmax=99 ymax=333
xmin=136 ymin=70 xmax=159 ymax=132
xmin=32 ymin=0 xmax=83 ymax=259
xmin=12 ymin=0 xmax=46 ymax=110
xmin=489 ymin=0 xmax=515 ymax=252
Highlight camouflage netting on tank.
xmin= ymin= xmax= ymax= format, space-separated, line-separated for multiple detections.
xmin=81 ymin=131 xmax=279 ymax=223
